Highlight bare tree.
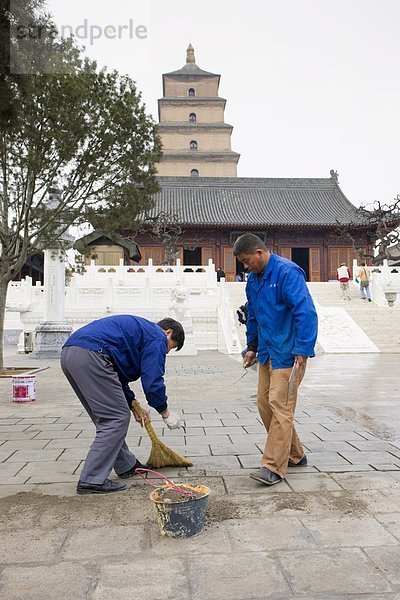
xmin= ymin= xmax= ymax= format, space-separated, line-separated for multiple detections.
xmin=131 ymin=212 xmax=204 ymax=265
xmin=336 ymin=196 xmax=400 ymax=264
xmin=132 ymin=212 xmax=183 ymax=265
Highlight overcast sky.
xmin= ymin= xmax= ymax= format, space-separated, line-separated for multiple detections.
xmin=45 ymin=0 xmax=399 ymax=208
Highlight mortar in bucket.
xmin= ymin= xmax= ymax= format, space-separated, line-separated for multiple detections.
xmin=12 ymin=375 xmax=36 ymax=403
xmin=136 ymin=469 xmax=210 ymax=538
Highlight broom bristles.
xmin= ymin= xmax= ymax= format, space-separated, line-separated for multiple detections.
xmin=132 ymin=400 xmax=193 ymax=468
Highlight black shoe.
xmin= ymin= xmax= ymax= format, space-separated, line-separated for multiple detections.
xmin=368 ymin=299 xmax=372 ymax=302
xmin=77 ymin=478 xmax=127 ymax=495
xmin=118 ymin=459 xmax=150 ymax=479
xmin=250 ymin=467 xmax=283 ymax=486
xmin=288 ymin=455 xmax=308 ymax=467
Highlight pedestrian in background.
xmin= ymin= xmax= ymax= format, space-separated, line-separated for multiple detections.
xmin=357 ymin=262 xmax=372 ymax=302
xmin=336 ymin=262 xmax=352 ymax=300
xmin=233 ymin=233 xmax=318 ymax=486
xmin=216 ymin=267 xmax=226 ymax=282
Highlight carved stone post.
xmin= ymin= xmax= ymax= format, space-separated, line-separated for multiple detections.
xmin=32 ymin=188 xmax=73 ymax=359
xmin=169 ymin=282 xmax=197 ymax=356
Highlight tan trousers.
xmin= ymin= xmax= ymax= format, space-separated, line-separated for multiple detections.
xmin=340 ymin=281 xmax=351 ymax=299
xmin=257 ymin=360 xmax=306 ymax=478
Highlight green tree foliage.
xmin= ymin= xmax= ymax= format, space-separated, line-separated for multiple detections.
xmin=1 ymin=0 xmax=55 ymax=127
xmin=0 ymin=2 xmax=161 ymax=370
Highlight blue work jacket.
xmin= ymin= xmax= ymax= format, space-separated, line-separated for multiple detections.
xmin=63 ymin=315 xmax=168 ymax=413
xmin=245 ymin=253 xmax=318 ymax=368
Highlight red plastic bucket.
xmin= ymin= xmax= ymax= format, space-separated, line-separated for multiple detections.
xmin=12 ymin=375 xmax=36 ymax=403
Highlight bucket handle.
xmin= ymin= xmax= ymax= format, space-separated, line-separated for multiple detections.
xmin=134 ymin=468 xmax=193 ymax=496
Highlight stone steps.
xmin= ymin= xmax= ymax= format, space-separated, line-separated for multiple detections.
xmin=308 ymin=282 xmax=400 ymax=353
xmin=225 ymin=281 xmax=400 ymax=353
xmin=224 ymin=283 xmax=247 ymax=350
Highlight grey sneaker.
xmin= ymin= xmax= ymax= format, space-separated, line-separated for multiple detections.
xmin=288 ymin=455 xmax=308 ymax=467
xmin=250 ymin=467 xmax=282 ymax=486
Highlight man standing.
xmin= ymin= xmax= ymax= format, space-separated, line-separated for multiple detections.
xmin=233 ymin=234 xmax=318 ymax=486
xmin=216 ymin=267 xmax=226 ymax=282
xmin=61 ymin=315 xmax=184 ymax=495
xmin=336 ymin=262 xmax=352 ymax=300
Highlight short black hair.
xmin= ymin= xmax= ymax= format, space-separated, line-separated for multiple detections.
xmin=233 ymin=233 xmax=267 ymax=256
xmin=157 ymin=317 xmax=185 ymax=351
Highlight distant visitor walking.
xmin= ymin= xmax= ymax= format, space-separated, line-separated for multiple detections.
xmin=216 ymin=267 xmax=226 ymax=282
xmin=357 ymin=262 xmax=372 ymax=302
xmin=336 ymin=262 xmax=352 ymax=300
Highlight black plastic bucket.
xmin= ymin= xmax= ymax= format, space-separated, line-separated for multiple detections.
xmin=149 ymin=484 xmax=210 ymax=538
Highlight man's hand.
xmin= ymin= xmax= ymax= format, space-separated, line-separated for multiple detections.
xmin=162 ymin=411 xmax=182 ymax=430
xmin=243 ymin=350 xmax=257 ymax=368
xmin=294 ymin=355 xmax=307 ymax=367
xmin=133 ymin=408 xmax=151 ymax=427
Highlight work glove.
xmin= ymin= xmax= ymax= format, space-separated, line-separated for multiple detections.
xmin=162 ymin=411 xmax=182 ymax=430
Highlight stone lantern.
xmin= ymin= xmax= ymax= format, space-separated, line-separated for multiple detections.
xmin=379 ymin=260 xmax=399 ymax=308
xmin=384 ymin=291 xmax=397 ymax=307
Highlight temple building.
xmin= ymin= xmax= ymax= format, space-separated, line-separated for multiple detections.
xmin=133 ymin=46 xmax=372 ymax=281
xmin=134 ymin=173 xmax=370 ymax=281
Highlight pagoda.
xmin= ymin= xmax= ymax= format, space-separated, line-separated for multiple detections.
xmin=156 ymin=44 xmax=240 ymax=177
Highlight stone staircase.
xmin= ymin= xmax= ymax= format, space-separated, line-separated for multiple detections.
xmin=308 ymin=282 xmax=400 ymax=353
xmin=225 ymin=280 xmax=400 ymax=354
xmin=224 ymin=282 xmax=247 ymax=350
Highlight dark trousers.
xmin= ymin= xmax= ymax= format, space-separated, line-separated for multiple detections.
xmin=60 ymin=346 xmax=136 ymax=484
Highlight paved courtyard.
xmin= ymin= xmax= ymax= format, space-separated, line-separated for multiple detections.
xmin=1 ymin=350 xmax=400 ymax=599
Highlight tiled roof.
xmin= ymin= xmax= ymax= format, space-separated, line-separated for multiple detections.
xmin=74 ymin=231 xmax=141 ymax=261
xmin=147 ymin=177 xmax=365 ymax=228
xmin=160 ymin=151 xmax=240 ymax=161
xmin=157 ymin=123 xmax=232 ymax=129
xmin=164 ymin=63 xmax=219 ymax=78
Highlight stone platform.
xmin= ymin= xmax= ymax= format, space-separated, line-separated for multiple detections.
xmin=0 ymin=351 xmax=399 ymax=599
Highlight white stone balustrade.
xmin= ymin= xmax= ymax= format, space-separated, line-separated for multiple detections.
xmin=5 ymin=258 xmax=241 ymax=355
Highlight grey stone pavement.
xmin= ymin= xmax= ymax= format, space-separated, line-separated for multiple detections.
xmin=1 ymin=350 xmax=400 ymax=599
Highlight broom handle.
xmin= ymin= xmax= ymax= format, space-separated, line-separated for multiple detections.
xmin=131 ymin=401 xmax=160 ymax=443
xmin=134 ymin=468 xmax=193 ymax=496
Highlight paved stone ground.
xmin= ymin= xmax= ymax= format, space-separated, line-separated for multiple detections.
xmin=1 ymin=350 xmax=400 ymax=599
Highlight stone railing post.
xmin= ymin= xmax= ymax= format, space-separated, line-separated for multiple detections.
xmin=33 ymin=247 xmax=73 ymax=358
xmin=32 ymin=187 xmax=73 ymax=358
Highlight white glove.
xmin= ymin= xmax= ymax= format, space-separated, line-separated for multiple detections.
xmin=162 ymin=411 xmax=181 ymax=430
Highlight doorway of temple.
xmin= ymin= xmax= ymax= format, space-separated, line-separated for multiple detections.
xmin=291 ymin=248 xmax=310 ymax=281
xmin=183 ymin=247 xmax=202 ymax=266
xmin=235 ymin=258 xmax=246 ymax=281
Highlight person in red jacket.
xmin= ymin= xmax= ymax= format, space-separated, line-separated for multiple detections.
xmin=336 ymin=262 xmax=352 ymax=300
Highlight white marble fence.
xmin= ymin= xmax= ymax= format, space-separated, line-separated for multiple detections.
xmin=5 ymin=259 xmax=241 ymax=355
xmin=5 ymin=257 xmax=400 ymax=356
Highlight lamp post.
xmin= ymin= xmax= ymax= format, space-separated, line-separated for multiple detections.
xmin=32 ymin=187 xmax=73 ymax=358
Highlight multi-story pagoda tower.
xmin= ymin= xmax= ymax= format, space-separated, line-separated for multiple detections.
xmin=156 ymin=45 xmax=240 ymax=177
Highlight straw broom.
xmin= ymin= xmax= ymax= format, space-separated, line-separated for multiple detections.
xmin=131 ymin=399 xmax=193 ymax=469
